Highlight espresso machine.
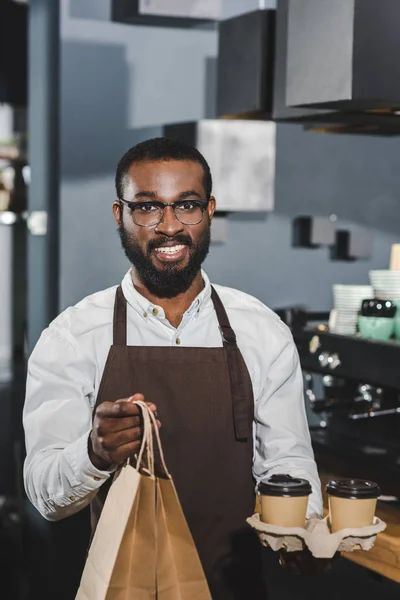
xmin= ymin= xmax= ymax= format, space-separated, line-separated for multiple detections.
xmin=276 ymin=307 xmax=400 ymax=498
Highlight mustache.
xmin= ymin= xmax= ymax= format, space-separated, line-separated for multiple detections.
xmin=147 ymin=235 xmax=193 ymax=252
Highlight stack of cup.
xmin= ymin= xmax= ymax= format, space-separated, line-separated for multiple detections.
xmin=331 ymin=284 xmax=373 ymax=335
xmin=258 ymin=474 xmax=312 ymax=527
xmin=326 ymin=479 xmax=381 ymax=532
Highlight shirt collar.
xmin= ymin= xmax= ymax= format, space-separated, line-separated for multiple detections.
xmin=121 ymin=268 xmax=212 ymax=319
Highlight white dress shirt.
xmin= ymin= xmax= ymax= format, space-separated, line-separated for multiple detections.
xmin=23 ymin=270 xmax=323 ymax=521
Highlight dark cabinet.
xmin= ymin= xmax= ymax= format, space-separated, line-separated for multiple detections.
xmin=217 ymin=10 xmax=275 ymax=119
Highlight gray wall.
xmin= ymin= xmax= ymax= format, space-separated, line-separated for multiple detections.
xmin=60 ymin=0 xmax=400 ymax=313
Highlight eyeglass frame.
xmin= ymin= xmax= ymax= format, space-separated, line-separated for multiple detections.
xmin=117 ymin=197 xmax=210 ymax=227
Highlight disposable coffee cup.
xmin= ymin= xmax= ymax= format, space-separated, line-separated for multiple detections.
xmin=258 ymin=474 xmax=312 ymax=528
xmin=326 ymin=479 xmax=381 ymax=533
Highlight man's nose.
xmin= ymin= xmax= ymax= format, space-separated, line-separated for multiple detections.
xmin=155 ymin=206 xmax=184 ymax=236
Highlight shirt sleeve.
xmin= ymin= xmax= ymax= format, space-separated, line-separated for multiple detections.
xmin=253 ymin=328 xmax=323 ymax=518
xmin=23 ymin=324 xmax=113 ymax=521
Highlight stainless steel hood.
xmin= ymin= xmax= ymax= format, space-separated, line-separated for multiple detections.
xmin=217 ymin=1 xmax=400 ymax=134
xmin=216 ymin=4 xmax=348 ymax=126
xmin=112 ymin=0 xmax=220 ymax=28
xmin=286 ymin=0 xmax=400 ymax=112
xmin=283 ymin=0 xmax=400 ymax=133
xmin=272 ymin=0 xmax=335 ymax=123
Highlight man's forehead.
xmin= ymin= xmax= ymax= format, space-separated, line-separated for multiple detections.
xmin=122 ymin=160 xmax=205 ymax=199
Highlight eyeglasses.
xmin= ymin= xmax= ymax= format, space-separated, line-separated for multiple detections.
xmin=118 ymin=198 xmax=209 ymax=227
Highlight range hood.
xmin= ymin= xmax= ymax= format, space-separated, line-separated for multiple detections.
xmin=112 ymin=0 xmax=220 ymax=28
xmin=286 ymin=0 xmax=400 ymax=112
xmin=217 ymin=4 xmax=348 ymax=126
xmin=217 ymin=1 xmax=400 ymax=134
xmin=163 ymin=120 xmax=276 ymax=212
xmin=272 ymin=0 xmax=335 ymax=123
xmin=284 ymin=0 xmax=400 ymax=134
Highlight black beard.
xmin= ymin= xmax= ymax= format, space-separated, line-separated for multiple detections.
xmin=118 ymin=224 xmax=211 ymax=298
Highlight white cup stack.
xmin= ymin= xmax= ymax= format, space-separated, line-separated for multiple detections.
xmin=331 ymin=284 xmax=373 ymax=335
xmin=369 ymin=270 xmax=400 ymax=302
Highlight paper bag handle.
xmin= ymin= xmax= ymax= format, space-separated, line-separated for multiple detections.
xmin=144 ymin=403 xmax=171 ymax=478
xmin=129 ymin=401 xmax=154 ymax=475
xmin=127 ymin=401 xmax=171 ymax=478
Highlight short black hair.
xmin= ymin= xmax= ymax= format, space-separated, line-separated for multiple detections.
xmin=115 ymin=137 xmax=212 ymax=200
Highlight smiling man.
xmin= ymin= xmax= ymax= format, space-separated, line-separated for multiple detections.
xmin=23 ymin=137 xmax=322 ymax=599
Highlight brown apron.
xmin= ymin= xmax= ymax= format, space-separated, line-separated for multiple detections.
xmin=91 ymin=285 xmax=266 ymax=599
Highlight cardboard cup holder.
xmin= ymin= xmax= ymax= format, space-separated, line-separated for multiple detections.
xmin=246 ymin=513 xmax=387 ymax=559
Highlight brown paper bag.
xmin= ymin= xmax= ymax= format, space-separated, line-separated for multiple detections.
xmin=76 ymin=402 xmax=157 ymax=600
xmin=76 ymin=402 xmax=211 ymax=599
xmin=149 ymin=410 xmax=212 ymax=600
xmin=156 ymin=478 xmax=212 ymax=600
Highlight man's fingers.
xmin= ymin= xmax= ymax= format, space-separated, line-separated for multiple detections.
xmin=146 ymin=402 xmax=158 ymax=414
xmin=102 ymin=427 xmax=141 ymax=451
xmin=126 ymin=397 xmax=158 ymax=415
xmin=96 ymin=399 xmax=158 ymax=418
xmin=122 ymin=395 xmax=157 ymax=414
xmin=96 ymin=401 xmax=141 ymax=419
xmin=112 ymin=441 xmax=142 ymax=465
xmin=96 ymin=416 xmax=141 ymax=434
xmin=124 ymin=393 xmax=145 ymax=403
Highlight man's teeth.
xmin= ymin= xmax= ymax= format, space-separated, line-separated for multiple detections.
xmin=155 ymin=244 xmax=185 ymax=255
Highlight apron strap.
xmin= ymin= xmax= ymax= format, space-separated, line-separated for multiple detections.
xmin=113 ymin=286 xmax=127 ymax=346
xmin=211 ymin=286 xmax=250 ymax=441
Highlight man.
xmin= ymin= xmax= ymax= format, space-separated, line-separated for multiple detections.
xmin=23 ymin=137 xmax=323 ymax=599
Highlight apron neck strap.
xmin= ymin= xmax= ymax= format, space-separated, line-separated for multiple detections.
xmin=211 ymin=286 xmax=250 ymax=441
xmin=210 ymin=286 xmax=237 ymax=346
xmin=113 ymin=286 xmax=127 ymax=346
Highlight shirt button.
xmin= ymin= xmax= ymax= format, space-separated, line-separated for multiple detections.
xmin=176 ymin=338 xmax=181 ymax=345
xmin=152 ymin=308 xmax=159 ymax=316
xmin=69 ymin=495 xmax=76 ymax=501
xmin=93 ymin=476 xmax=101 ymax=481
xmin=143 ymin=312 xmax=148 ymax=318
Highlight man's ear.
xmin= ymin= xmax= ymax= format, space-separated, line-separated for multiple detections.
xmin=208 ymin=196 xmax=216 ymax=220
xmin=112 ymin=201 xmax=122 ymax=225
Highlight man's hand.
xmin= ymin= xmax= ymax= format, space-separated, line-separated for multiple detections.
xmin=89 ymin=393 xmax=159 ymax=470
